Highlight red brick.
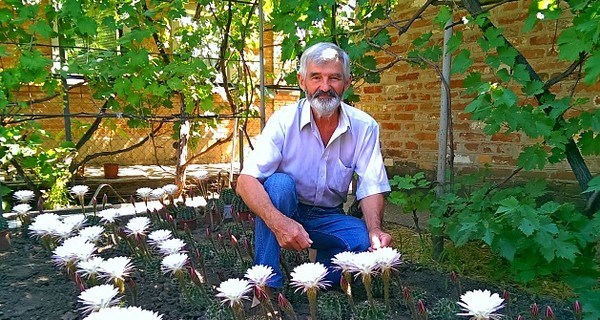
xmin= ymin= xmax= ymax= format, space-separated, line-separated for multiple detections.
xmin=415 ymin=132 xmax=437 ymax=141
xmin=396 ymin=72 xmax=419 ymax=81
xmin=464 ymin=143 xmax=479 ymax=151
xmin=459 ymin=132 xmax=486 ymax=141
xmin=491 ymin=133 xmax=521 ymax=143
xmin=382 ymin=122 xmax=401 ymax=131
xmin=394 ymin=113 xmax=414 ymax=120
xmin=405 ymin=141 xmax=418 ymax=149
xmin=363 ymin=86 xmax=383 ymax=94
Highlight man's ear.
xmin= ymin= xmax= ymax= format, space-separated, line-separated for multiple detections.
xmin=297 ymin=73 xmax=306 ymax=91
xmin=344 ymin=76 xmax=352 ymax=91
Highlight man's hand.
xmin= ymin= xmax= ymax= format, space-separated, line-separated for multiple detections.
xmin=272 ymin=216 xmax=313 ymax=251
xmin=368 ymin=228 xmax=392 ymax=251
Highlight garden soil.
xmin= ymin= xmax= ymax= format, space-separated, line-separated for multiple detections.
xmin=0 ymin=222 xmax=573 ymax=320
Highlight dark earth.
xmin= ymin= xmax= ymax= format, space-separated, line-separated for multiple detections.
xmin=0 ymin=221 xmax=574 ymax=320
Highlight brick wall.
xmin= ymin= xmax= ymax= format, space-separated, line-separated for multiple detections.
xmin=353 ymin=1 xmax=600 ymax=189
xmin=7 ymin=3 xmax=598 ymax=190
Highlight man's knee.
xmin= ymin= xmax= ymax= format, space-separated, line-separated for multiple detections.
xmin=263 ymin=173 xmax=297 ymax=217
xmin=264 ymin=173 xmax=295 ymax=194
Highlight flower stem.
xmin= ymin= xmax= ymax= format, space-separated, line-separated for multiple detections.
xmin=382 ymin=269 xmax=391 ymax=310
xmin=307 ymin=287 xmax=318 ymax=320
xmin=363 ymin=274 xmax=374 ymax=308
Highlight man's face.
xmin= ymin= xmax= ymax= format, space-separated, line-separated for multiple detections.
xmin=298 ymin=60 xmax=351 ymax=116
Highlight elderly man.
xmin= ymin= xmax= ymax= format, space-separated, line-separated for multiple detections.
xmin=236 ymin=42 xmax=391 ymax=288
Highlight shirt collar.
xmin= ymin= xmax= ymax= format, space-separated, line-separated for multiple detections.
xmin=299 ymin=98 xmax=351 ymax=132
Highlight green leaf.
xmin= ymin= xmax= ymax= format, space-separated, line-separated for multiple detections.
xmin=371 ymin=29 xmax=390 ymax=47
xmin=77 ymin=16 xmax=97 ymax=36
xmin=412 ymin=32 xmax=432 ymax=48
xmin=554 ymin=234 xmax=579 ymax=262
xmin=464 ymin=94 xmax=491 ymax=114
xmin=523 ymin=10 xmax=539 ymax=33
xmin=446 ymin=32 xmax=463 ymax=55
xmin=433 ymin=5 xmax=452 ymax=28
xmin=518 ymin=218 xmax=536 ymax=236
xmin=482 ymin=228 xmax=495 ymax=246
xmin=497 ymin=68 xmax=511 ymax=82
xmin=584 ymin=176 xmax=600 ymax=194
xmin=557 ymin=27 xmax=592 ymax=61
xmin=512 ymin=64 xmax=531 ymax=84
xmin=497 ymin=46 xmax=518 ymax=68
xmin=451 ymin=49 xmax=473 ymax=74
xmin=583 ymin=50 xmax=600 ymax=84
xmin=496 ymin=196 xmax=519 ymax=214
xmin=462 ymin=72 xmax=483 ymax=95
xmin=167 ymin=77 xmax=183 ymax=91
xmin=30 ymin=20 xmax=55 ymax=39
xmin=546 ymin=97 xmax=571 ymax=119
xmin=578 ymin=131 xmax=600 ymax=155
xmin=497 ymin=238 xmax=517 ymax=261
xmin=485 ymin=54 xmax=501 ymax=69
xmin=522 ymin=79 xmax=545 ymax=96
xmin=478 ymin=26 xmax=505 ymax=51
xmin=517 ymin=144 xmax=548 ymax=170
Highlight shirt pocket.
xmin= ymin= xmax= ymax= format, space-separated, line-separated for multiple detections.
xmin=330 ymin=159 xmax=354 ymax=195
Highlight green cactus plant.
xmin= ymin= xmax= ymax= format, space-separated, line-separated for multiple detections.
xmin=232 ymin=195 xmax=250 ymax=213
xmin=0 ymin=214 xmax=9 ymax=232
xmin=204 ymin=197 xmax=225 ymax=230
xmin=219 ymin=188 xmax=236 ymax=205
xmin=175 ymin=205 xmax=198 ymax=220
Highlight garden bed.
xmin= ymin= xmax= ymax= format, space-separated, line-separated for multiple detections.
xmin=0 ymin=216 xmax=574 ymax=320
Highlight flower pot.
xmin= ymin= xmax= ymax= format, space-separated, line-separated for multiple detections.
xmin=223 ymin=204 xmax=232 ymax=220
xmin=177 ymin=218 xmax=198 ymax=231
xmin=0 ymin=230 xmax=11 ymax=252
xmin=203 ymin=210 xmax=222 ymax=228
xmin=235 ymin=210 xmax=252 ymax=222
xmin=103 ymin=163 xmax=119 ymax=179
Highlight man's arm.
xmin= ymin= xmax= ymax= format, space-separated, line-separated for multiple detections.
xmin=236 ymin=174 xmax=312 ymax=251
xmin=359 ymin=193 xmax=392 ymax=250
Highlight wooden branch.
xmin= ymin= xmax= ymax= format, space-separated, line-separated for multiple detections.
xmin=75 ymin=120 xmax=165 ymax=168
xmin=182 ymin=132 xmax=234 ymax=168
xmin=544 ymin=53 xmax=586 ymax=90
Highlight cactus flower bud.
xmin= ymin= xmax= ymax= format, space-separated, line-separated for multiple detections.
xmin=573 ymin=300 xmax=582 ymax=317
xmin=417 ymin=299 xmax=427 ymax=315
xmin=544 ymin=305 xmax=554 ymax=320
xmin=450 ymin=270 xmax=458 ymax=283
xmin=531 ymin=303 xmax=539 ymax=318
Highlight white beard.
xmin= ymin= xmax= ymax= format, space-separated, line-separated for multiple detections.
xmin=307 ymin=90 xmax=342 ymax=116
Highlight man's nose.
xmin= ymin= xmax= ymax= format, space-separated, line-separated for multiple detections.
xmin=318 ymin=79 xmax=332 ymax=92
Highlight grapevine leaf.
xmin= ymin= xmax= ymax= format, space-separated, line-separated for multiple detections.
xmin=522 ymin=80 xmax=545 ymax=96
xmin=583 ymin=50 xmax=600 ymax=84
xmin=433 ymin=5 xmax=452 ymax=28
xmin=578 ymin=131 xmax=600 ymax=155
xmin=451 ymin=49 xmax=473 ymax=75
xmin=584 ymin=176 xmax=600 ymax=194
xmin=517 ymin=145 xmax=547 ymax=170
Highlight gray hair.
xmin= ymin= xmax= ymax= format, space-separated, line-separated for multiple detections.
xmin=298 ymin=42 xmax=351 ymax=81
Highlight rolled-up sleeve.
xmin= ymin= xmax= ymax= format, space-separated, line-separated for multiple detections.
xmin=241 ymin=113 xmax=284 ymax=181
xmin=354 ymin=122 xmax=391 ymax=200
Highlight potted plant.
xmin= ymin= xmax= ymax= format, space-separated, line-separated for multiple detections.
xmin=171 ymin=204 xmax=198 ymax=231
xmin=0 ymin=214 xmax=11 ymax=252
xmin=219 ymin=187 xmax=235 ymax=220
xmin=232 ymin=195 xmax=251 ymax=221
xmin=204 ymin=197 xmax=224 ymax=230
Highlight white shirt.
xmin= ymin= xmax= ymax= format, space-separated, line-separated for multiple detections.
xmin=241 ymin=99 xmax=390 ymax=208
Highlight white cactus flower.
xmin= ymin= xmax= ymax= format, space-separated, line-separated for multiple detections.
xmin=13 ymin=190 xmax=35 ymax=203
xmin=78 ymin=284 xmax=120 ymax=315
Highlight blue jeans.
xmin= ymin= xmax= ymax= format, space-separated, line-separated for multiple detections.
xmin=254 ymin=173 xmax=370 ymax=288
